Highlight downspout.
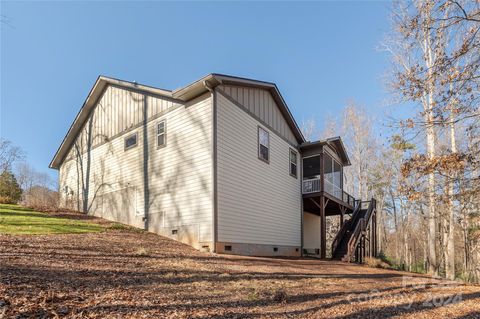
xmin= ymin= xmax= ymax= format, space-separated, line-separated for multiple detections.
xmin=204 ymin=80 xmax=218 ymax=253
xmin=142 ymin=94 xmax=150 ymax=231
xmin=300 ymin=152 xmax=304 ymax=257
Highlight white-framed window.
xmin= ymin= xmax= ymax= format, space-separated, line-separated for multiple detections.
xmin=124 ymin=132 xmax=138 ymax=150
xmin=157 ymin=120 xmax=166 ymax=148
xmin=289 ymin=148 xmax=298 ymax=178
xmin=258 ymin=126 xmax=269 ymax=163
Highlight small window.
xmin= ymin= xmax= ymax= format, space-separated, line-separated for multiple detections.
xmin=289 ymin=149 xmax=298 ymax=178
xmin=258 ymin=127 xmax=269 ymax=162
xmin=157 ymin=120 xmax=166 ymax=148
xmin=124 ymin=133 xmax=137 ymax=150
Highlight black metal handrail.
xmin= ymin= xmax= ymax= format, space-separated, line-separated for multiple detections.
xmin=342 ymin=191 xmax=355 ymax=207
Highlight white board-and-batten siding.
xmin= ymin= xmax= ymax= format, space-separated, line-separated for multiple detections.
xmin=216 ymin=90 xmax=302 ymax=247
xmin=59 ymin=87 xmax=213 ymax=249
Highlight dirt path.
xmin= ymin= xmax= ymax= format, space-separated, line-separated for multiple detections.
xmin=1 ymin=222 xmax=479 ymax=318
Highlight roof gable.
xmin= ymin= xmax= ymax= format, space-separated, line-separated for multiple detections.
xmin=50 ymin=74 xmax=306 ymax=169
xmin=218 ymin=84 xmax=298 ymax=145
xmin=300 ymin=137 xmax=351 ymax=166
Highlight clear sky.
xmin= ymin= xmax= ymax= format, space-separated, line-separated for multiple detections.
xmin=1 ymin=1 xmax=392 ymax=181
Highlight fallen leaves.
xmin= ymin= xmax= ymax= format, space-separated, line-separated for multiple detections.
xmin=1 ymin=212 xmax=480 ymax=318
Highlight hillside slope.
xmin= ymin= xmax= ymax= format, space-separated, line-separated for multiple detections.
xmin=1 ymin=210 xmax=479 ymax=318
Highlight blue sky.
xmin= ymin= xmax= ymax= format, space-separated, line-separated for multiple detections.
xmin=1 ymin=1 xmax=393 ymax=181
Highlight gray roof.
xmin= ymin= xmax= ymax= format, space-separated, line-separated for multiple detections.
xmin=49 ymin=74 xmax=306 ymax=169
xmin=300 ymin=137 xmax=351 ymax=166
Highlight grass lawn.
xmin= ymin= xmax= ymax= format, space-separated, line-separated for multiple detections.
xmin=0 ymin=204 xmax=104 ymax=235
xmin=1 ymin=208 xmax=479 ymax=318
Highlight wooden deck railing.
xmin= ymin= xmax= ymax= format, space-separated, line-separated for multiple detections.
xmin=302 ymin=178 xmax=355 ymax=208
xmin=344 ymin=198 xmax=376 ymax=262
xmin=302 ymin=178 xmax=321 ymax=194
xmin=331 ymin=201 xmax=361 ymax=254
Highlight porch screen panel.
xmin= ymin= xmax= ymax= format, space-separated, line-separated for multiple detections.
xmin=324 ymin=153 xmax=342 ymax=198
xmin=303 ymin=156 xmax=320 ymax=179
xmin=334 ymin=161 xmax=341 ymax=189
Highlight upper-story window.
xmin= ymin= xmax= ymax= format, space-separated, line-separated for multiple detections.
xmin=157 ymin=120 xmax=166 ymax=148
xmin=258 ymin=126 xmax=269 ymax=163
xmin=289 ymin=149 xmax=297 ymax=178
xmin=124 ymin=133 xmax=138 ymax=150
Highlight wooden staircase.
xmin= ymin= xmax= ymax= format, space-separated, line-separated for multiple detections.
xmin=332 ymin=198 xmax=376 ymax=262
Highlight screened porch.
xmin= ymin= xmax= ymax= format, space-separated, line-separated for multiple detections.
xmin=302 ymin=153 xmax=355 ymax=207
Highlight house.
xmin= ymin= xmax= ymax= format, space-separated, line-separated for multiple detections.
xmin=50 ymin=74 xmax=377 ymax=262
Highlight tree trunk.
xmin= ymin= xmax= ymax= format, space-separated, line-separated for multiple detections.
xmin=424 ymin=30 xmax=438 ymax=276
xmin=445 ymin=109 xmax=457 ymax=280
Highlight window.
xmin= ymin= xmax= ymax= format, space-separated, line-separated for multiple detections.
xmin=258 ymin=126 xmax=269 ymax=162
xmin=124 ymin=133 xmax=137 ymax=150
xmin=157 ymin=120 xmax=166 ymax=148
xmin=289 ymin=149 xmax=298 ymax=177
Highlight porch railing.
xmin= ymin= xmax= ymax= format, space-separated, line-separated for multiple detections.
xmin=324 ymin=179 xmax=342 ymax=199
xmin=302 ymin=178 xmax=320 ymax=194
xmin=302 ymin=177 xmax=355 ymax=207
xmin=342 ymin=191 xmax=356 ymax=207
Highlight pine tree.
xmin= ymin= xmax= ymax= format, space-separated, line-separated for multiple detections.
xmin=0 ymin=170 xmax=23 ymax=204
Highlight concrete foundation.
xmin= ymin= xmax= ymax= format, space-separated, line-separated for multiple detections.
xmin=215 ymin=242 xmax=301 ymax=257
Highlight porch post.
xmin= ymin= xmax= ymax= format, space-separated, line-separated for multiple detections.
xmin=373 ymin=212 xmax=377 ymax=257
xmin=320 ymin=195 xmax=326 ymax=259
xmin=320 ymin=147 xmax=325 ymax=259
xmin=339 ymin=205 xmax=346 ymax=226
xmin=319 ymin=146 xmax=324 ymax=194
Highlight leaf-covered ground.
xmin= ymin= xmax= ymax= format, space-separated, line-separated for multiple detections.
xmin=1 ymin=210 xmax=479 ymax=318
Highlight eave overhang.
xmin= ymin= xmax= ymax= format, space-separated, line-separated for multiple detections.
xmin=49 ymin=73 xmax=306 ymax=169
xmin=300 ymin=136 xmax=351 ymax=166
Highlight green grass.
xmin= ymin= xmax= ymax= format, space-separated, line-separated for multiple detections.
xmin=0 ymin=204 xmax=104 ymax=235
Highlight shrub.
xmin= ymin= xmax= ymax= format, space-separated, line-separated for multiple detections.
xmin=22 ymin=186 xmax=59 ymax=211
xmin=0 ymin=196 xmax=16 ymax=204
xmin=364 ymin=257 xmax=391 ymax=269
xmin=0 ymin=171 xmax=22 ymax=204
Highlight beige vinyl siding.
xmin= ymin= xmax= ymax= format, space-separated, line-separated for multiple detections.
xmin=59 ymin=89 xmax=213 ymax=249
xmin=218 ymin=85 xmax=297 ymax=145
xmin=216 ymin=92 xmax=301 ymax=246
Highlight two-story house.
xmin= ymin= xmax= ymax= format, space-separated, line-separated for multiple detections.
xmin=50 ymin=74 xmax=377 ymax=262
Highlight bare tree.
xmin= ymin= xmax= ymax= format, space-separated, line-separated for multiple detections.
xmin=383 ymin=0 xmax=480 ymax=278
xmin=300 ymin=117 xmax=318 ymax=141
xmin=0 ymin=138 xmax=25 ymax=173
